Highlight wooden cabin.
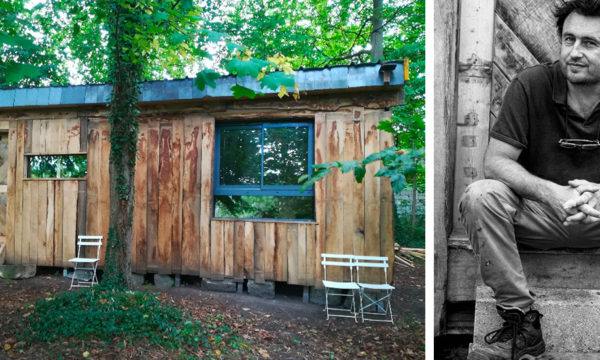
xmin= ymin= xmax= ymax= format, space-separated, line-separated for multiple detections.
xmin=0 ymin=62 xmax=404 ymax=288
xmin=435 ymin=0 xmax=561 ymax=335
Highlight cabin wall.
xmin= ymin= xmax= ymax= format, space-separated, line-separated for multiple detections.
xmin=2 ymin=104 xmax=394 ymax=287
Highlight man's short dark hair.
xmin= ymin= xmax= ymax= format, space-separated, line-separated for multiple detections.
xmin=555 ymin=0 xmax=600 ymax=37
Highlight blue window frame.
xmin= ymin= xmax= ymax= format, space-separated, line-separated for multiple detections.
xmin=214 ymin=122 xmax=314 ymax=220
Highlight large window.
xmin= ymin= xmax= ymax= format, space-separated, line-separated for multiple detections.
xmin=214 ymin=122 xmax=314 ymax=220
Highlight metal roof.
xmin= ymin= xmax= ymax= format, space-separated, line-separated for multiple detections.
xmin=0 ymin=61 xmax=404 ymax=109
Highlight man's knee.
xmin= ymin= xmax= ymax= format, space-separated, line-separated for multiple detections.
xmin=459 ymin=179 xmax=515 ymax=219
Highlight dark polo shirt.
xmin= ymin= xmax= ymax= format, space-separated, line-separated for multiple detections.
xmin=491 ymin=61 xmax=600 ymax=185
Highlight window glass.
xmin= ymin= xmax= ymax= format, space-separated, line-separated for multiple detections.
xmin=219 ymin=128 xmax=261 ymax=185
xmin=28 ymin=155 xmax=87 ymax=178
xmin=263 ymin=126 xmax=309 ymax=185
xmin=214 ymin=195 xmax=314 ymax=220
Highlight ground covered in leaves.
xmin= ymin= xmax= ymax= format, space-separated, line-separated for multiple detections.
xmin=0 ymin=260 xmax=424 ymax=359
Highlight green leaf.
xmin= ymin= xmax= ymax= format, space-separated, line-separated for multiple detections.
xmin=353 ymin=165 xmax=366 ymax=183
xmin=169 ymin=33 xmax=187 ymax=45
xmin=230 ymin=85 xmax=257 ymax=99
xmin=5 ymin=63 xmax=42 ymax=83
xmin=259 ymin=72 xmax=296 ymax=91
xmin=226 ymin=42 xmax=244 ymax=52
xmin=375 ymin=167 xmax=396 ymax=178
xmin=390 ymin=173 xmax=407 ymax=193
xmin=0 ymin=34 xmax=36 ymax=50
xmin=376 ymin=120 xmax=395 ymax=134
xmin=154 ymin=12 xmax=169 ymax=22
xmin=297 ymin=174 xmax=309 ymax=184
xmin=204 ymin=30 xmax=230 ymax=42
xmin=312 ymin=162 xmax=339 ymax=169
xmin=194 ymin=69 xmax=221 ymax=90
xmin=299 ymin=168 xmax=332 ymax=193
xmin=340 ymin=160 xmax=359 ymax=174
xmin=226 ymin=58 xmax=270 ymax=77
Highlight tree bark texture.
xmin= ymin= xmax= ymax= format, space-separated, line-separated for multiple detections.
xmin=103 ymin=0 xmax=143 ymax=290
xmin=370 ymin=0 xmax=384 ymax=61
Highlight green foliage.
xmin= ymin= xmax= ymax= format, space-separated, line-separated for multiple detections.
xmin=28 ymin=155 xmax=87 ymax=178
xmin=194 ymin=69 xmax=220 ymax=90
xmin=395 ymin=213 xmax=425 ymax=248
xmin=24 ymin=287 xmax=241 ymax=356
xmin=299 ymin=147 xmax=424 ymax=194
xmin=215 ymin=195 xmax=314 ymax=220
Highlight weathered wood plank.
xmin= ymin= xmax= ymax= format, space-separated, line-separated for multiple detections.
xmin=76 ymin=181 xmax=87 ymax=249
xmin=253 ymin=222 xmax=266 ymax=283
xmin=45 ymin=120 xmax=59 ymax=154
xmin=264 ymin=222 xmax=275 ymax=281
xmin=273 ymin=222 xmax=287 ymax=282
xmin=44 ymin=181 xmax=54 ymax=266
xmin=234 ymin=221 xmax=245 ymax=280
xmin=313 ymin=113 xmax=326 ymax=288
xmin=62 ymin=180 xmax=78 ymax=264
xmin=297 ymin=223 xmax=307 ymax=285
xmin=171 ymin=119 xmax=183 ymax=274
xmin=181 ymin=115 xmax=202 ymax=274
xmin=5 ymin=121 xmax=16 ymax=263
xmin=23 ymin=120 xmax=32 ymax=154
xmin=243 ymin=221 xmax=254 ymax=279
xmin=224 ymin=221 xmax=234 ymax=278
xmin=54 ymin=181 xmax=64 ymax=266
xmin=342 ymin=117 xmax=356 ymax=261
xmin=158 ymin=125 xmax=173 ymax=273
xmin=199 ymin=119 xmax=214 ymax=277
xmin=363 ymin=112 xmax=382 ymax=284
xmin=210 ymin=220 xmax=224 ymax=279
xmin=325 ymin=113 xmax=345 ymax=281
xmin=79 ymin=117 xmax=88 ymax=153
xmin=146 ymin=120 xmax=160 ymax=271
xmin=98 ymin=125 xmax=110 ymax=266
xmin=31 ymin=120 xmax=41 ymax=154
xmin=286 ymin=224 xmax=299 ymax=285
xmin=14 ymin=122 xmax=25 ymax=263
xmin=132 ymin=122 xmax=148 ymax=273
xmin=85 ymin=123 xmax=100 ymax=239
xmin=353 ymin=120 xmax=365 ymax=257
xmin=306 ymin=224 xmax=316 ymax=286
xmin=379 ymin=113 xmax=395 ymax=283
xmin=496 ymin=0 xmax=558 ymax=64
xmin=21 ymin=181 xmax=32 ymax=263
xmin=66 ymin=118 xmax=81 ymax=153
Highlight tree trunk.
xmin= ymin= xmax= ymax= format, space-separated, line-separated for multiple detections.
xmin=370 ymin=0 xmax=384 ymax=61
xmin=102 ymin=0 xmax=143 ymax=290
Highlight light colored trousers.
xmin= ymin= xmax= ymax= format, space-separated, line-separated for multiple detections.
xmin=459 ymin=179 xmax=600 ymax=310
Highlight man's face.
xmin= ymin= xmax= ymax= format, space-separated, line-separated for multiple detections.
xmin=560 ymin=12 xmax=600 ymax=85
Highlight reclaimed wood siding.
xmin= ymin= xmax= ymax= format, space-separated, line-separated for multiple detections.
xmin=6 ymin=118 xmax=84 ymax=266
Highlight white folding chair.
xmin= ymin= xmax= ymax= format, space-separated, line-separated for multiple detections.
xmin=68 ymin=235 xmax=103 ymax=290
xmin=355 ymin=255 xmax=395 ymax=323
xmin=321 ymin=253 xmax=359 ymax=322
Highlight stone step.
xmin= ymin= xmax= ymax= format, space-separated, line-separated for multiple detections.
xmin=518 ymin=249 xmax=600 ymax=289
xmin=469 ymin=343 xmax=600 ymax=359
xmin=473 ymin=286 xmax=600 ymax=354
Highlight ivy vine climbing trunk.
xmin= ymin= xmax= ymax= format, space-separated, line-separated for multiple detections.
xmin=102 ymin=0 xmax=144 ymax=290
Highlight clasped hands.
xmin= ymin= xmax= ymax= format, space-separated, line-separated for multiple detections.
xmin=562 ymin=179 xmax=600 ymax=225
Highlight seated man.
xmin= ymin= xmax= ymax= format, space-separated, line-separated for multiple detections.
xmin=459 ymin=0 xmax=600 ymax=359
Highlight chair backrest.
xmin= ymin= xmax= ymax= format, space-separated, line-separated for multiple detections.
xmin=354 ymin=255 xmax=390 ymax=284
xmin=321 ymin=253 xmax=356 ymax=282
xmin=77 ymin=235 xmax=103 ymax=260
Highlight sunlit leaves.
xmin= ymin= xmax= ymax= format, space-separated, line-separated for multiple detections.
xmin=231 ymin=85 xmax=258 ymax=99
xmin=194 ymin=69 xmax=221 ymax=90
xmin=225 ymin=58 xmax=270 ymax=77
xmin=259 ymin=71 xmax=295 ymax=90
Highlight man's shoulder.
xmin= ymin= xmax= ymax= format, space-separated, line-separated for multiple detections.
xmin=513 ymin=63 xmax=555 ymax=85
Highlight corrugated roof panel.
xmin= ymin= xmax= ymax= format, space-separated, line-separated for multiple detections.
xmin=0 ymin=61 xmax=404 ymax=108
xmin=61 ymin=86 xmax=85 ymax=104
xmin=0 ymin=90 xmax=15 ymax=107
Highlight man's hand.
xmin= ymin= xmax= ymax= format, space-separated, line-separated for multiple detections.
xmin=563 ymin=179 xmax=600 ymax=225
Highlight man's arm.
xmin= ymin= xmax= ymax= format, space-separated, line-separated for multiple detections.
xmin=484 ymin=138 xmax=580 ymax=220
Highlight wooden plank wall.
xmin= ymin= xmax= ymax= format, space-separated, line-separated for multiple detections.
xmin=5 ymin=118 xmax=84 ymax=267
xmin=5 ymin=109 xmax=395 ymax=288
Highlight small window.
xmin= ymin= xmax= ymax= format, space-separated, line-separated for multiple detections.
xmin=214 ymin=122 xmax=314 ymax=220
xmin=27 ymin=154 xmax=87 ymax=179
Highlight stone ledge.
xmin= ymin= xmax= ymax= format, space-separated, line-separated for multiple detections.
xmin=473 ymin=286 xmax=600 ymax=353
xmin=201 ymin=279 xmax=237 ymax=293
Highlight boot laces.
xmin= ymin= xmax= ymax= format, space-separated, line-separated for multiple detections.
xmin=483 ymin=312 xmax=522 ymax=360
